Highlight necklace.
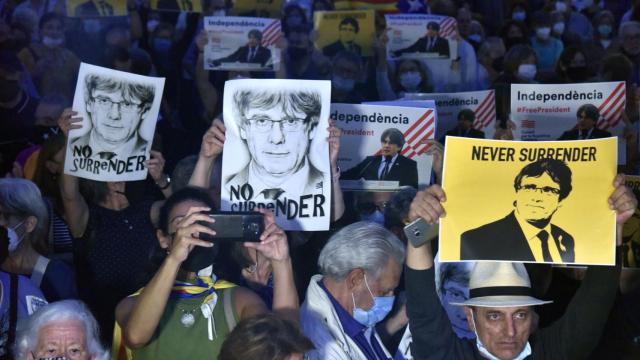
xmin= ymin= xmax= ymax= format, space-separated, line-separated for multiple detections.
xmin=178 ymin=305 xmax=198 ymax=328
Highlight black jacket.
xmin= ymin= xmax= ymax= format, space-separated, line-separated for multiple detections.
xmin=558 ymin=128 xmax=611 ymax=140
xmin=342 ymin=154 xmax=419 ymax=188
xmin=394 ymin=36 xmax=450 ymax=57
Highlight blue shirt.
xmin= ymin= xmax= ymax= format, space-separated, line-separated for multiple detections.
xmin=318 ymin=280 xmax=392 ymax=360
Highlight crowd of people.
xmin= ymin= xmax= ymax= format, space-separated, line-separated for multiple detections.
xmin=1 ymin=0 xmax=640 ymax=359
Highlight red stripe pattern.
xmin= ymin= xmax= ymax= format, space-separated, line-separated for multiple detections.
xmin=438 ymin=17 xmax=457 ymax=38
xmin=261 ymin=20 xmax=282 ymax=47
xmin=471 ymin=90 xmax=496 ymax=130
xmin=374 ymin=109 xmax=436 ymax=159
xmin=596 ymin=82 xmax=626 ymax=130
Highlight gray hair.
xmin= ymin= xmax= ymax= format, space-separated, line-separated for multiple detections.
xmin=318 ymin=221 xmax=405 ymax=280
xmin=233 ymin=89 xmax=321 ymax=129
xmin=14 ymin=300 xmax=109 ymax=360
xmin=0 ymin=179 xmax=49 ymax=253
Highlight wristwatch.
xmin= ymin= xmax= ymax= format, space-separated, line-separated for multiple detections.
xmin=156 ymin=174 xmax=171 ymax=190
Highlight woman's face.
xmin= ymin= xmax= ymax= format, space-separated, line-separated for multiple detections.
xmin=398 ymin=60 xmax=420 ymax=76
xmin=507 ymin=24 xmax=524 ymax=39
xmin=166 ymin=199 xmax=208 ymax=237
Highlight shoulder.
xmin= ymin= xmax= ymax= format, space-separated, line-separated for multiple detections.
xmin=232 ymin=285 xmax=268 ymax=320
xmin=462 ymin=213 xmax=514 ymax=240
xmin=550 ymin=223 xmax=573 ymax=240
xmin=397 ymin=155 xmax=417 ymax=165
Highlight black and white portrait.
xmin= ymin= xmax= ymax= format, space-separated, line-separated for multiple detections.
xmin=64 ymin=63 xmax=165 ymax=181
xmin=221 ymin=79 xmax=332 ymax=231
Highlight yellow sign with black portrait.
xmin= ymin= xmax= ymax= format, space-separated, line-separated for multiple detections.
xmin=150 ymin=0 xmax=203 ymax=12
xmin=439 ymin=137 xmax=617 ymax=266
xmin=66 ymin=0 xmax=127 ymax=17
xmin=313 ymin=10 xmax=375 ymax=57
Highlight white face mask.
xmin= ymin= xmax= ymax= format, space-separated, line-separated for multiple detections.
xmin=42 ymin=36 xmax=64 ymax=48
xmin=555 ymin=1 xmax=568 ymax=12
xmin=535 ymin=27 xmax=551 ymax=40
xmin=6 ymin=221 xmax=25 ymax=253
xmin=517 ymin=64 xmax=537 ymax=81
xmin=399 ymin=71 xmax=422 ymax=92
xmin=471 ymin=311 xmax=532 ymax=360
xmin=553 ymin=22 xmax=565 ymax=34
xmin=146 ymin=19 xmax=160 ymax=33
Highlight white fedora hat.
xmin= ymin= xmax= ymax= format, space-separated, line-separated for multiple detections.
xmin=449 ymin=262 xmax=552 ymax=307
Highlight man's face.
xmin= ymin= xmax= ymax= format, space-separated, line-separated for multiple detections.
xmin=241 ymin=105 xmax=313 ymax=177
xmin=88 ymin=89 xmax=144 ymax=144
xmin=458 ymin=118 xmax=473 ymax=131
xmin=426 ymin=27 xmax=438 ymax=37
xmin=29 ymin=320 xmax=91 ymax=360
xmin=515 ymin=173 xmax=562 ymax=221
xmin=339 ymin=23 xmax=357 ymax=43
xmin=621 ymin=27 xmax=640 ymax=55
xmin=466 ymin=306 xmax=533 ymax=360
xmin=248 ymin=35 xmax=260 ymax=48
xmin=352 ymin=257 xmax=402 ymax=311
xmin=381 ymin=136 xmax=401 ymax=157
xmin=577 ymin=111 xmax=596 ymax=130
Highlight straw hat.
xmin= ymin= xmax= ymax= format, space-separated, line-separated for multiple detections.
xmin=449 ymin=262 xmax=552 ymax=307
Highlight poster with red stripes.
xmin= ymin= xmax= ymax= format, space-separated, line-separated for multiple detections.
xmin=203 ymin=16 xmax=281 ymax=71
xmin=333 ymin=103 xmax=436 ymax=190
xmin=385 ymin=14 xmax=457 ymax=61
xmin=510 ymin=82 xmax=626 ymax=141
xmin=404 ymin=89 xmax=496 ymax=140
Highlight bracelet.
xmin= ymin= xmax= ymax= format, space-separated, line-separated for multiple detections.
xmin=156 ymin=175 xmax=171 ymax=190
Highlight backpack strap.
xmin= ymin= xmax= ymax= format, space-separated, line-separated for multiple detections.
xmin=223 ymin=287 xmax=237 ymax=332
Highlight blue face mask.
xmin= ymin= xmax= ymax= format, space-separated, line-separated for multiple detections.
xmin=332 ymin=74 xmax=355 ymax=92
xmin=360 ymin=209 xmax=385 ymax=225
xmin=598 ymin=24 xmax=612 ymax=36
xmin=153 ymin=38 xmax=172 ymax=53
xmin=351 ymin=274 xmax=395 ymax=328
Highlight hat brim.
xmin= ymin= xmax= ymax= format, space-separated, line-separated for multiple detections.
xmin=450 ymin=295 xmax=552 ymax=307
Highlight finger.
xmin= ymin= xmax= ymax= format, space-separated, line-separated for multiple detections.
xmin=426 ymin=184 xmax=446 ymax=202
xmin=177 ymin=224 xmax=216 ymax=239
xmin=608 ymin=185 xmax=630 ymax=207
xmin=612 ymin=174 xmax=625 ymax=188
xmin=177 ymin=206 xmax=212 ymax=225
xmin=179 ymin=213 xmax=216 ymax=228
xmin=149 ymin=150 xmax=161 ymax=159
xmin=260 ymin=222 xmax=283 ymax=241
xmin=183 ymin=237 xmax=214 ymax=248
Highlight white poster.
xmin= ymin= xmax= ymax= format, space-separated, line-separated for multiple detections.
xmin=404 ymin=89 xmax=496 ymax=140
xmin=510 ymin=81 xmax=626 ymax=141
xmin=220 ymin=79 xmax=332 ymax=231
xmin=204 ymin=16 xmax=281 ymax=72
xmin=64 ymin=63 xmax=165 ymax=181
xmin=385 ymin=14 xmax=458 ymax=61
xmin=336 ymin=103 xmax=436 ymax=190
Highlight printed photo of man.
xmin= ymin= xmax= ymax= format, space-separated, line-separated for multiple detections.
xmin=393 ymin=21 xmax=450 ymax=58
xmin=558 ymin=104 xmax=612 ymax=140
xmin=322 ymin=17 xmax=362 ymax=58
xmin=460 ymin=158 xmax=575 ymax=263
xmin=70 ymin=74 xmax=155 ymax=160
xmin=342 ymin=128 xmax=418 ymax=188
xmin=225 ymin=89 xmax=325 ymax=201
xmin=211 ymin=29 xmax=272 ymax=68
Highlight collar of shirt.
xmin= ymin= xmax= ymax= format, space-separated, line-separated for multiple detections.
xmin=514 ymin=210 xmax=562 ymax=262
xmin=88 ymin=130 xmax=139 ymax=156
xmin=378 ymin=153 xmax=399 ymax=178
xmin=248 ymin=158 xmax=310 ymax=199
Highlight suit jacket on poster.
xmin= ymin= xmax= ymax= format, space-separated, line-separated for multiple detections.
xmin=322 ymin=41 xmax=362 ymax=59
xmin=342 ymin=154 xmax=419 ymax=188
xmin=558 ymin=128 xmax=611 ymax=140
xmin=460 ymin=211 xmax=575 ymax=263
xmin=213 ymin=45 xmax=272 ymax=67
xmin=394 ymin=36 xmax=450 ymax=57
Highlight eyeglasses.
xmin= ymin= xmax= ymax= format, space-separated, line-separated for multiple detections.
xmin=358 ymin=201 xmax=388 ymax=214
xmin=92 ymin=96 xmax=141 ymax=113
xmin=518 ymin=184 xmax=561 ymax=196
xmin=246 ymin=117 xmax=306 ymax=133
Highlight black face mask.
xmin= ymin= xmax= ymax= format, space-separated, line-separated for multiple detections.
xmin=0 ymin=79 xmax=21 ymax=103
xmin=566 ymin=66 xmax=589 ymax=82
xmin=288 ymin=46 xmax=309 ymax=59
xmin=492 ymin=56 xmax=505 ymax=72
xmin=180 ymin=241 xmax=220 ymax=273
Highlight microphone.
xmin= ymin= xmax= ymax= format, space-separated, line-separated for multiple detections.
xmin=356 ymin=157 xmax=378 ymax=179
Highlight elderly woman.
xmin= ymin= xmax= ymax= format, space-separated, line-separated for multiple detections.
xmin=300 ymin=221 xmax=405 ymax=359
xmin=0 ymin=178 xmax=77 ymax=301
xmin=14 ymin=299 xmax=109 ymax=360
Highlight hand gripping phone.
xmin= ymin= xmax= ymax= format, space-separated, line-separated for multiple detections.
xmin=403 ymin=218 xmax=438 ymax=248
xmin=198 ymin=211 xmax=264 ymax=242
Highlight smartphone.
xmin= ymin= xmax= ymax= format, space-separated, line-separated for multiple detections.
xmin=403 ymin=218 xmax=438 ymax=248
xmin=198 ymin=211 xmax=264 ymax=242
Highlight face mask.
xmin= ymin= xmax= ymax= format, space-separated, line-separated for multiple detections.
xmin=351 ymin=274 xmax=395 ymax=328
xmin=566 ymin=66 xmax=589 ymax=81
xmin=83 ymin=19 xmax=101 ymax=34
xmin=555 ymin=1 xmax=568 ymax=12
xmin=468 ymin=34 xmax=482 ymax=43
xmin=42 ymin=36 xmax=64 ymax=48
xmin=512 ymin=11 xmax=526 ymax=22
xmin=360 ymin=209 xmax=385 ymax=225
xmin=146 ymin=19 xmax=160 ymax=33
xmin=517 ymin=64 xmax=537 ymax=81
xmin=598 ymin=24 xmax=612 ymax=36
xmin=332 ymin=74 xmax=355 ymax=92
xmin=287 ymin=46 xmax=309 ymax=59
xmin=535 ymin=27 xmax=551 ymax=40
xmin=7 ymin=221 xmax=25 ymax=254
xmin=399 ymin=71 xmax=422 ymax=92
xmin=553 ymin=22 xmax=565 ymax=34
xmin=180 ymin=240 xmax=220 ymax=273
xmin=471 ymin=311 xmax=532 ymax=360
xmin=153 ymin=38 xmax=172 ymax=53
xmin=212 ymin=9 xmax=226 ymax=16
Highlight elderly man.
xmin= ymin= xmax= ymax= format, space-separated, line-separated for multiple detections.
xmin=225 ymin=89 xmax=325 ymax=201
xmin=403 ymin=175 xmax=636 ymax=360
xmin=14 ymin=299 xmax=109 ymax=360
xmin=70 ymin=74 xmax=155 ymax=161
xmin=300 ymin=221 xmax=405 ymax=359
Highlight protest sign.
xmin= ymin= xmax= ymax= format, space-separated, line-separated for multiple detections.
xmin=204 ymin=16 xmax=281 ymax=72
xmin=64 ymin=63 xmax=165 ymax=181
xmin=67 ymin=0 xmax=126 ymax=17
xmin=313 ymin=10 xmax=375 ymax=58
xmin=334 ymin=103 xmax=435 ymax=190
xmin=220 ymin=79 xmax=332 ymax=231
xmin=623 ymin=175 xmax=640 ymax=268
xmin=334 ymin=0 xmax=427 ymax=13
xmin=439 ymin=137 xmax=617 ymax=265
xmin=385 ymin=14 xmax=457 ymax=61
xmin=510 ymin=81 xmax=626 ymax=141
xmin=404 ymin=89 xmax=496 ymax=140
xmin=150 ymin=0 xmax=202 ymax=12
xmin=233 ymin=0 xmax=283 ymax=18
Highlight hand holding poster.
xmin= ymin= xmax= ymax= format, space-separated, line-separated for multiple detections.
xmin=510 ymin=81 xmax=626 ymax=141
xmin=204 ymin=16 xmax=281 ymax=72
xmin=334 ymin=103 xmax=435 ymax=190
xmin=220 ymin=79 xmax=332 ymax=231
xmin=150 ymin=0 xmax=202 ymax=12
xmin=439 ymin=137 xmax=617 ymax=265
xmin=404 ymin=89 xmax=496 ymax=140
xmin=67 ymin=0 xmax=126 ymax=17
xmin=314 ymin=10 xmax=375 ymax=58
xmin=623 ymin=175 xmax=640 ymax=268
xmin=385 ymin=14 xmax=457 ymax=60
xmin=64 ymin=63 xmax=165 ymax=181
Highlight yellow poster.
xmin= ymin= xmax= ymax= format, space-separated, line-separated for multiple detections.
xmin=150 ymin=0 xmax=202 ymax=12
xmin=233 ymin=0 xmax=283 ymax=18
xmin=439 ymin=137 xmax=617 ymax=265
xmin=66 ymin=0 xmax=127 ymax=17
xmin=623 ymin=175 xmax=640 ymax=268
xmin=313 ymin=10 xmax=375 ymax=57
